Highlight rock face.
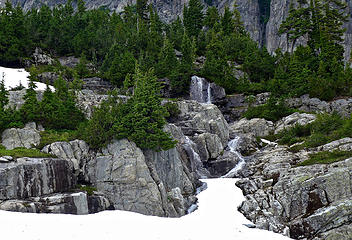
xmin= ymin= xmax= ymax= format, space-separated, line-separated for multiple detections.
xmin=1 ymin=122 xmax=42 ymax=150
xmin=266 ymin=0 xmax=352 ymax=61
xmin=0 ymin=192 xmax=111 ymax=215
xmin=0 ymin=158 xmax=75 ymax=200
xmin=236 ymin=141 xmax=352 ymax=239
xmin=42 ymin=139 xmax=89 ymax=173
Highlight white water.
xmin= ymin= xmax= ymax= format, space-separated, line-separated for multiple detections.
xmin=190 ymin=76 xmax=212 ymax=104
xmin=0 ymin=178 xmax=290 ymax=240
xmin=0 ymin=66 xmax=54 ymax=90
xmin=222 ymin=136 xmax=246 ymax=178
xmin=183 ymin=136 xmax=210 ymax=178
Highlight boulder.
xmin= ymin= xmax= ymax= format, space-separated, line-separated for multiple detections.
xmin=37 ymin=72 xmax=60 ymax=85
xmin=32 ymin=47 xmax=54 ymax=66
xmin=82 ymin=77 xmax=113 ymax=93
xmin=192 ymin=133 xmax=223 ymax=161
xmin=2 ymin=123 xmax=41 ymax=150
xmin=84 ymin=139 xmax=166 ymax=216
xmin=275 ymin=112 xmax=316 ymax=134
xmin=229 ymin=118 xmax=274 ymax=137
xmin=42 ymin=140 xmax=90 ymax=173
xmin=58 ymin=56 xmax=80 ymax=68
xmin=0 ymin=158 xmax=75 ymax=200
xmin=176 ymin=100 xmax=229 ymax=146
xmin=237 ymin=142 xmax=352 ymax=239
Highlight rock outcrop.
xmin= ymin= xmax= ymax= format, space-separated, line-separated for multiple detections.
xmin=0 ymin=192 xmax=111 ymax=214
xmin=0 ymin=158 xmax=75 ymax=200
xmin=1 ymin=122 xmax=42 ymax=150
xmin=236 ymin=141 xmax=352 ymax=239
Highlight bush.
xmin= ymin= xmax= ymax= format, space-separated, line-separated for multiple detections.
xmin=0 ymin=146 xmax=55 ymax=158
xmin=164 ymin=101 xmax=180 ymax=122
xmin=38 ymin=130 xmax=78 ymax=149
xmin=298 ymin=150 xmax=352 ymax=166
xmin=244 ymin=97 xmax=296 ymax=122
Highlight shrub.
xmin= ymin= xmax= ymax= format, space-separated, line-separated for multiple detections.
xmin=38 ymin=130 xmax=78 ymax=149
xmin=298 ymin=150 xmax=352 ymax=166
xmin=244 ymin=97 xmax=296 ymax=122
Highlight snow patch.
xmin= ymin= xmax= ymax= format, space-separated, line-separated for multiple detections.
xmin=0 ymin=66 xmax=54 ymax=91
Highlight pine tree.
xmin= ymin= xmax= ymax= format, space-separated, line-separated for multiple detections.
xmin=117 ymin=67 xmax=176 ymax=151
xmin=21 ymin=78 xmax=39 ymax=123
xmin=156 ymin=37 xmax=179 ymax=78
xmin=183 ymin=0 xmax=204 ymax=38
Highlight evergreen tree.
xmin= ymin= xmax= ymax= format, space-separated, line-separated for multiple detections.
xmin=156 ymin=37 xmax=179 ymax=78
xmin=183 ymin=0 xmax=204 ymax=38
xmin=21 ymin=78 xmax=39 ymax=123
xmin=117 ymin=67 xmax=176 ymax=151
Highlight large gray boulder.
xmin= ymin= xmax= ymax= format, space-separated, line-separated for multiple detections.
xmin=229 ymin=118 xmax=274 ymax=137
xmin=42 ymin=139 xmax=89 ymax=173
xmin=1 ymin=122 xmax=42 ymax=150
xmin=84 ymin=139 xmax=166 ymax=216
xmin=0 ymin=158 xmax=75 ymax=200
xmin=176 ymin=100 xmax=229 ymax=146
xmin=275 ymin=112 xmax=316 ymax=134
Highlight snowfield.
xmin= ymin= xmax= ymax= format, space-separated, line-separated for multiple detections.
xmin=0 ymin=179 xmax=290 ymax=240
xmin=0 ymin=66 xmax=54 ymax=90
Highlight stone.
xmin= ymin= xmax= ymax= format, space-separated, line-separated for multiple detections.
xmin=2 ymin=125 xmax=41 ymax=150
xmin=0 ymin=158 xmax=75 ymax=200
xmin=0 ymin=192 xmax=112 ymax=215
xmin=275 ymin=112 xmax=316 ymax=134
xmin=82 ymin=77 xmax=113 ymax=93
xmin=41 ymin=140 xmax=90 ymax=173
xmin=84 ymin=139 xmax=165 ymax=216
xmin=37 ymin=72 xmax=60 ymax=85
xmin=229 ymin=118 xmax=274 ymax=137
xmin=58 ymin=56 xmax=80 ymax=68
xmin=32 ymin=47 xmax=54 ymax=66
xmin=176 ymin=100 xmax=229 ymax=146
xmin=192 ymin=133 xmax=223 ymax=161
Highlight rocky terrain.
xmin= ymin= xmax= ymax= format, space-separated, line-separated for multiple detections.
xmin=1 ymin=75 xmax=352 ymax=239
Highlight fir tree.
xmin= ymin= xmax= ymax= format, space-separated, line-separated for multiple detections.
xmin=183 ymin=0 xmax=204 ymax=38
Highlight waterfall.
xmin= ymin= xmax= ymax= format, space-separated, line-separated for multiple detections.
xmin=222 ymin=136 xmax=246 ymax=178
xmin=207 ymin=83 xmax=211 ymax=104
xmin=182 ymin=136 xmax=210 ymax=179
xmin=190 ymin=76 xmax=212 ymax=104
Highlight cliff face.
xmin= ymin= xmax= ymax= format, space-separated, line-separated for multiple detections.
xmin=265 ymin=0 xmax=352 ymax=61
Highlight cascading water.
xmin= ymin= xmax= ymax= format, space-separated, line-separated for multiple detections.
xmin=207 ymin=82 xmax=211 ymax=104
xmin=190 ymin=76 xmax=212 ymax=104
xmin=222 ymin=136 xmax=246 ymax=178
xmin=183 ymin=136 xmax=210 ymax=179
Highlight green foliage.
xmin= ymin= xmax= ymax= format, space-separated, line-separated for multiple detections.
xmin=164 ymin=101 xmax=180 ymax=122
xmin=264 ymin=113 xmax=352 ymax=152
xmin=0 ymin=145 xmax=55 ymax=158
xmin=276 ymin=0 xmax=348 ymax=100
xmin=298 ymin=150 xmax=352 ymax=166
xmin=80 ymin=68 xmax=176 ymax=151
xmin=243 ymin=97 xmax=296 ymax=122
xmin=76 ymin=185 xmax=97 ymax=196
xmin=183 ymin=0 xmax=204 ymax=38
xmin=38 ymin=130 xmax=77 ymax=149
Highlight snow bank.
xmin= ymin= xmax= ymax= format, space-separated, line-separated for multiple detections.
xmin=0 ymin=179 xmax=290 ymax=240
xmin=0 ymin=66 xmax=54 ymax=91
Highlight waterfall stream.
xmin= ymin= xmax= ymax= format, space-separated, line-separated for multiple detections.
xmin=190 ymin=76 xmax=212 ymax=104
xmin=222 ymin=136 xmax=246 ymax=178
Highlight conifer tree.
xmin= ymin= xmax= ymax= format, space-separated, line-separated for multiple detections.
xmin=183 ymin=0 xmax=204 ymax=38
xmin=116 ymin=67 xmax=176 ymax=151
xmin=21 ymin=78 xmax=39 ymax=123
